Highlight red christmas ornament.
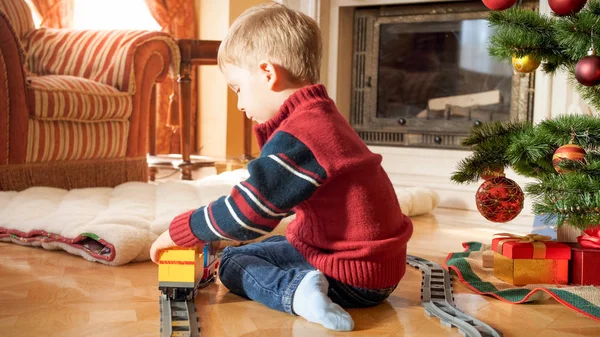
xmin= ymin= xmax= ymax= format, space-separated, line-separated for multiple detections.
xmin=548 ymin=0 xmax=588 ymax=16
xmin=575 ymin=52 xmax=600 ymax=87
xmin=552 ymin=143 xmax=586 ymax=173
xmin=482 ymin=0 xmax=518 ymax=10
xmin=475 ymin=176 xmax=524 ymax=223
xmin=480 ymin=167 xmax=505 ymax=180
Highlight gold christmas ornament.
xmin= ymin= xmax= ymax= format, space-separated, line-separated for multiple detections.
xmin=552 ymin=143 xmax=586 ymax=174
xmin=512 ymin=54 xmax=541 ymax=73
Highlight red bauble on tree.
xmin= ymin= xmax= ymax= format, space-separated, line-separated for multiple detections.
xmin=480 ymin=167 xmax=505 ymax=180
xmin=575 ymin=50 xmax=600 ymax=87
xmin=476 ymin=176 xmax=524 ymax=223
xmin=482 ymin=0 xmax=518 ymax=10
xmin=548 ymin=0 xmax=588 ymax=16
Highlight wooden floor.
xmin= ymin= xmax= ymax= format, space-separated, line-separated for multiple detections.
xmin=1 ymin=208 xmax=599 ymax=337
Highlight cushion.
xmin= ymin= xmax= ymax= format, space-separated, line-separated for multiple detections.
xmin=0 ymin=170 xmax=439 ymax=266
xmin=27 ymin=75 xmax=132 ymax=121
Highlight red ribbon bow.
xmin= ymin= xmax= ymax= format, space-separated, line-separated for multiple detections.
xmin=577 ymin=227 xmax=600 ymax=249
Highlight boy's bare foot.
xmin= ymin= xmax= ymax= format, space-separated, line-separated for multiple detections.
xmin=291 ymin=270 xmax=354 ymax=331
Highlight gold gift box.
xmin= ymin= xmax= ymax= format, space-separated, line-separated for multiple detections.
xmin=493 ymin=252 xmax=569 ymax=286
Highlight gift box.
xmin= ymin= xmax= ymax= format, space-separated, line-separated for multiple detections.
xmin=569 ymin=229 xmax=600 ymax=286
xmin=570 ymin=245 xmax=600 ymax=286
xmin=492 ymin=233 xmax=571 ymax=286
xmin=482 ymin=250 xmax=494 ymax=268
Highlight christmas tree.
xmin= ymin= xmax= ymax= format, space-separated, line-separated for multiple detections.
xmin=451 ymin=0 xmax=600 ymax=230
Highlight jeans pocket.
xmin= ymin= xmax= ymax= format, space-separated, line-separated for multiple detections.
xmin=331 ymin=281 xmax=397 ymax=308
xmin=374 ymin=284 xmax=397 ymax=296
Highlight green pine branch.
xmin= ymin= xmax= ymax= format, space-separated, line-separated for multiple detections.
xmin=451 ymin=121 xmax=530 ymax=183
xmin=452 ymin=114 xmax=600 ymax=229
xmin=487 ymin=7 xmax=567 ymax=73
xmin=487 ymin=0 xmax=600 ymax=109
xmin=452 ymin=1 xmax=600 ymax=229
xmin=527 ymin=173 xmax=600 ymax=229
xmin=461 ymin=120 xmax=530 ymax=147
xmin=504 ymin=114 xmax=600 ymax=176
xmin=451 ymin=151 xmax=507 ymax=183
xmin=538 ymin=114 xmax=600 ymax=147
xmin=553 ymin=11 xmax=600 ymax=61
xmin=571 ymin=75 xmax=600 ymax=111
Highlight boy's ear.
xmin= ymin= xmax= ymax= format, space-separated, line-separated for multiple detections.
xmin=258 ymin=60 xmax=279 ymax=89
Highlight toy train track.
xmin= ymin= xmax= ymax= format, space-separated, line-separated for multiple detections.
xmin=157 ymin=244 xmax=220 ymax=336
xmin=406 ymin=255 xmax=502 ymax=337
xmin=160 ymin=294 xmax=201 ymax=337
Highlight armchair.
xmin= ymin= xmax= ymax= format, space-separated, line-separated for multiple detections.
xmin=0 ymin=0 xmax=180 ymax=191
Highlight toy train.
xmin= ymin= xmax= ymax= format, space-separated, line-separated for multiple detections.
xmin=157 ymin=242 xmax=220 ymax=301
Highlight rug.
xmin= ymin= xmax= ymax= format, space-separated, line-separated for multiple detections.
xmin=444 ymin=242 xmax=600 ymax=322
xmin=0 ymin=169 xmax=439 ymax=266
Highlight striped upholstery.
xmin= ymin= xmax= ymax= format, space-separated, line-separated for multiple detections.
xmin=24 ymin=29 xmax=170 ymax=93
xmin=27 ymin=75 xmax=132 ymax=121
xmin=0 ymin=0 xmax=35 ymax=39
xmin=26 ymin=120 xmax=129 ymax=162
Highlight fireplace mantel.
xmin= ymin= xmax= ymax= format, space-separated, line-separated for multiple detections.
xmin=279 ymin=0 xmax=594 ymax=214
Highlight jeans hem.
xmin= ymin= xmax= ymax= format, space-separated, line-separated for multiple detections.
xmin=282 ymin=269 xmax=311 ymax=315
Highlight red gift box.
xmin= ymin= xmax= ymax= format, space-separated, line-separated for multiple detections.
xmin=570 ymin=228 xmax=600 ymax=286
xmin=570 ymin=245 xmax=600 ymax=286
xmin=491 ymin=233 xmax=571 ymax=285
xmin=491 ymin=234 xmax=571 ymax=260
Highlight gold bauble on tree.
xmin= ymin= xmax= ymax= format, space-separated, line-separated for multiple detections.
xmin=512 ymin=54 xmax=541 ymax=73
xmin=552 ymin=143 xmax=586 ymax=174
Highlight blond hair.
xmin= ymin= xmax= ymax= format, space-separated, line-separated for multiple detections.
xmin=217 ymin=2 xmax=322 ymax=84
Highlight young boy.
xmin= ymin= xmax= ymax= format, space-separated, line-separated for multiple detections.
xmin=150 ymin=2 xmax=413 ymax=331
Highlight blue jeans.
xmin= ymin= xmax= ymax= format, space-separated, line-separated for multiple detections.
xmin=218 ymin=235 xmax=397 ymax=315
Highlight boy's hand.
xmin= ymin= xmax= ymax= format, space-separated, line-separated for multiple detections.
xmin=150 ymin=230 xmax=177 ymax=264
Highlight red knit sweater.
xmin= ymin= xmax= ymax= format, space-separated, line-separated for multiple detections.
xmin=169 ymin=84 xmax=413 ymax=289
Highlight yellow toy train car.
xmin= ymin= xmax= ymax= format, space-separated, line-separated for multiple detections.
xmin=158 ymin=243 xmax=220 ymax=301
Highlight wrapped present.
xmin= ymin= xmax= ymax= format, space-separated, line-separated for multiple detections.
xmin=570 ymin=228 xmax=600 ymax=286
xmin=492 ymin=233 xmax=571 ymax=286
xmin=482 ymin=250 xmax=494 ymax=268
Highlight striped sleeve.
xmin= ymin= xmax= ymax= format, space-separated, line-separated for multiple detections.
xmin=169 ymin=131 xmax=327 ymax=246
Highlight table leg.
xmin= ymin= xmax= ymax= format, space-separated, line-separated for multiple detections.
xmin=178 ymin=64 xmax=193 ymax=180
xmin=148 ymin=85 xmax=158 ymax=181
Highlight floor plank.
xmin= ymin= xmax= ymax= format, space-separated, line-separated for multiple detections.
xmin=1 ymin=208 xmax=598 ymax=337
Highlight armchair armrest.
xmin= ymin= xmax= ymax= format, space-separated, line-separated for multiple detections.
xmin=0 ymin=9 xmax=29 ymax=165
xmin=23 ymin=29 xmax=180 ymax=94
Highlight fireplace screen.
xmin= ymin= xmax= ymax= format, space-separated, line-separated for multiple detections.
xmin=351 ymin=2 xmax=536 ymax=149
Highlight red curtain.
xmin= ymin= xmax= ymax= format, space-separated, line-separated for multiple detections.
xmin=29 ymin=0 xmax=73 ymax=28
xmin=146 ymin=0 xmax=198 ymax=154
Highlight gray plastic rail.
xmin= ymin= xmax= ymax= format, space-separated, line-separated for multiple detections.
xmin=158 ymin=267 xmax=217 ymax=337
xmin=407 ymin=255 xmax=503 ymax=337
xmin=160 ymin=294 xmax=201 ymax=337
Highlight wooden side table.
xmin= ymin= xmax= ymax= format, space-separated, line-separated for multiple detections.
xmin=148 ymin=39 xmax=221 ymax=181
xmin=148 ymin=39 xmax=255 ymax=181
xmin=176 ymin=39 xmax=221 ymax=180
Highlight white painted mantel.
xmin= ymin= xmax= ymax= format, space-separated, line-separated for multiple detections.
xmin=280 ymin=0 xmax=595 ymax=213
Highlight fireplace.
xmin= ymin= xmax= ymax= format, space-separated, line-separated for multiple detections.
xmin=283 ymin=0 xmax=560 ymax=213
xmin=350 ymin=1 xmax=536 ymax=149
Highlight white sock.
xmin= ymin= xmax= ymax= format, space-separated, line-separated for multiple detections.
xmin=291 ymin=270 xmax=355 ymax=331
